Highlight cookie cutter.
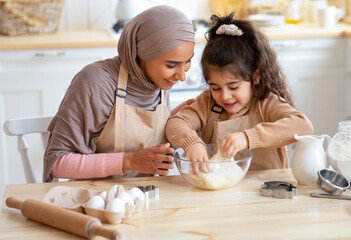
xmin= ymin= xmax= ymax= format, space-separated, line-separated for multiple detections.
xmin=136 ymin=185 xmax=159 ymax=200
xmin=261 ymin=181 xmax=298 ymax=199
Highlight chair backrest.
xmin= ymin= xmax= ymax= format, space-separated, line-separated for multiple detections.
xmin=3 ymin=116 xmax=53 ymax=183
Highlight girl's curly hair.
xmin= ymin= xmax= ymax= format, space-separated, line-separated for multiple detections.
xmin=201 ymin=12 xmax=294 ymax=107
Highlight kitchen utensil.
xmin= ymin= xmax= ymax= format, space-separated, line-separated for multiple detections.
xmin=284 ymin=0 xmax=303 ymax=24
xmin=136 ymin=185 xmax=159 ymax=200
xmin=317 ymin=6 xmax=345 ymax=27
xmin=310 ymin=192 xmax=351 ymax=200
xmin=317 ymin=168 xmax=350 ymax=195
xmin=291 ymin=134 xmax=331 ymax=185
xmin=306 ymin=0 xmax=328 ymax=22
xmin=261 ymin=181 xmax=298 ymax=199
xmin=6 ymin=197 xmax=121 ymax=240
xmin=174 ymin=145 xmax=252 ymax=190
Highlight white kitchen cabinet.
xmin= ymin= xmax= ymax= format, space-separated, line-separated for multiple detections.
xmin=271 ymin=38 xmax=348 ymax=137
xmin=0 ymin=47 xmax=116 ymax=192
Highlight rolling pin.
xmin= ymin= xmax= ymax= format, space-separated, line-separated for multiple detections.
xmin=6 ymin=197 xmax=121 ymax=240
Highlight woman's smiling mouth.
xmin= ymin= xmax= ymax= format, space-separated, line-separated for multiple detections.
xmin=166 ymin=79 xmax=177 ymax=84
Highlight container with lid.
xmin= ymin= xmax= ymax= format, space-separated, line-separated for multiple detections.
xmin=327 ymin=120 xmax=351 ymax=180
xmin=284 ymin=0 xmax=303 ymax=24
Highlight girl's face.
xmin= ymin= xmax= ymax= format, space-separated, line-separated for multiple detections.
xmin=208 ymin=70 xmax=253 ymax=114
xmin=139 ymin=42 xmax=195 ymax=90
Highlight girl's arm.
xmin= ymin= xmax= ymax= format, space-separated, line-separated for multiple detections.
xmin=245 ymin=94 xmax=313 ymax=149
xmin=166 ymin=91 xmax=211 ymax=151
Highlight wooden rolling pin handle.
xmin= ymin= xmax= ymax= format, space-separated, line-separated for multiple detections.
xmin=6 ymin=197 xmax=121 ymax=240
xmin=89 ymin=223 xmax=122 ymax=240
xmin=6 ymin=197 xmax=22 ymax=210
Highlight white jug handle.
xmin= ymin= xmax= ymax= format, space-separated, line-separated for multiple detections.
xmin=321 ymin=134 xmax=331 ymax=151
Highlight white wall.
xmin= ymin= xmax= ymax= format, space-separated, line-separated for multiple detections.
xmin=59 ymin=0 xmax=212 ymax=31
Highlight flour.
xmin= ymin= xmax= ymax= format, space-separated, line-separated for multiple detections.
xmin=189 ymin=152 xmax=244 ymax=190
xmin=328 ymin=139 xmax=351 ymax=161
xmin=328 ymin=138 xmax=351 ymax=179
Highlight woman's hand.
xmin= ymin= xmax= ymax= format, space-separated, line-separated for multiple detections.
xmin=123 ymin=143 xmax=174 ymax=175
xmin=185 ymin=143 xmax=210 ymax=176
xmin=220 ymin=132 xmax=248 ymax=158
xmin=185 ymin=98 xmax=196 ymax=105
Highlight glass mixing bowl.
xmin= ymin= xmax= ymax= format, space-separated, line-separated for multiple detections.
xmin=174 ymin=145 xmax=252 ymax=190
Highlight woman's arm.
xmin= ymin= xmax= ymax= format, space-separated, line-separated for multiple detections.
xmin=52 ymin=144 xmax=175 ymax=179
xmin=170 ymin=98 xmax=196 ymax=116
xmin=43 ymin=60 xmax=118 ymax=182
xmin=52 ymin=152 xmax=124 ymax=179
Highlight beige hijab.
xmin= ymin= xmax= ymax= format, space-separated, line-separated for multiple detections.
xmin=43 ymin=5 xmax=195 ymax=182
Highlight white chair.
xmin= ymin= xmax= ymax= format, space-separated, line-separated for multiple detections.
xmin=3 ymin=116 xmax=53 ymax=183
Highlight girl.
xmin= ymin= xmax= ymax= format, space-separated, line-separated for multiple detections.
xmin=165 ymin=12 xmax=313 ymax=170
xmin=43 ymin=5 xmax=195 ymax=182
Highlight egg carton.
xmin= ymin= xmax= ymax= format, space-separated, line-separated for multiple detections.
xmin=43 ymin=185 xmax=145 ymax=224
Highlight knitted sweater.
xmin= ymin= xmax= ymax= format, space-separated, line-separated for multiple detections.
xmin=165 ymin=90 xmax=314 ymax=169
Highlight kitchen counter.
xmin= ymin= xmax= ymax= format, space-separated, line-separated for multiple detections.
xmin=1 ymin=22 xmax=351 ymax=51
xmin=1 ymin=169 xmax=351 ymax=239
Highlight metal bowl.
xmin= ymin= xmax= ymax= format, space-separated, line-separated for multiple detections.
xmin=317 ymin=168 xmax=350 ymax=195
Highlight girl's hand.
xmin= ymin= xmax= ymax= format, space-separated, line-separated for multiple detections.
xmin=220 ymin=132 xmax=248 ymax=158
xmin=123 ymin=143 xmax=174 ymax=176
xmin=185 ymin=143 xmax=210 ymax=176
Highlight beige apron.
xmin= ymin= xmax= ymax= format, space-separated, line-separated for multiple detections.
xmin=96 ymin=65 xmax=170 ymax=177
xmin=203 ymin=103 xmax=283 ymax=170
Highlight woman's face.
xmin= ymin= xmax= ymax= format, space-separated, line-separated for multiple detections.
xmin=139 ymin=42 xmax=195 ymax=90
xmin=208 ymin=70 xmax=253 ymax=114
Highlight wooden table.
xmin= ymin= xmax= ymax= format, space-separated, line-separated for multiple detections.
xmin=1 ymin=169 xmax=351 ymax=240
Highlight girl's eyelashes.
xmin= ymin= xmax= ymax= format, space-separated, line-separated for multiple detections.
xmin=210 ymin=85 xmax=239 ymax=91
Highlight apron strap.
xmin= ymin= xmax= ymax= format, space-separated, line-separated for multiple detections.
xmin=202 ymin=104 xmax=224 ymax=143
xmin=114 ymin=65 xmax=128 ymax=152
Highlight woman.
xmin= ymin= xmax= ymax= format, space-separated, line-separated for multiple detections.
xmin=43 ymin=5 xmax=195 ymax=182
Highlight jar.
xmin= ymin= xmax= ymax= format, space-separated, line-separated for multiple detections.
xmin=306 ymin=0 xmax=328 ymax=22
xmin=285 ymin=0 xmax=303 ymax=24
xmin=327 ymin=120 xmax=351 ymax=180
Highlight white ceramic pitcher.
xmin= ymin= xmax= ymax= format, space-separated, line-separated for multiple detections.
xmin=291 ymin=134 xmax=331 ymax=185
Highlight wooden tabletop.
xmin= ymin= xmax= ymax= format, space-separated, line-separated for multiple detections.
xmin=1 ymin=169 xmax=351 ymax=240
xmin=1 ymin=22 xmax=351 ymax=51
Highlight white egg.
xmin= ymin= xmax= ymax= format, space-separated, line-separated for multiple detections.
xmin=98 ymin=191 xmax=107 ymax=200
xmin=109 ymin=184 xmax=119 ymax=196
xmin=106 ymin=198 xmax=125 ymax=213
xmin=126 ymin=187 xmax=145 ymax=201
xmin=117 ymin=192 xmax=134 ymax=206
xmin=86 ymin=195 xmax=105 ymax=210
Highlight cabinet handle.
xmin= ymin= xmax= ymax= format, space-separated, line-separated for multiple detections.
xmin=34 ymin=50 xmax=65 ymax=58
